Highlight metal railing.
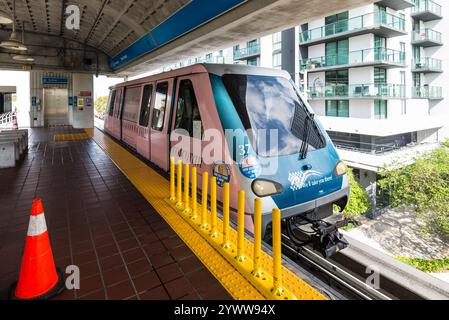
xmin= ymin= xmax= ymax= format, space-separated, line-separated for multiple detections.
xmin=332 ymin=138 xmax=414 ymax=155
xmin=412 ymin=57 xmax=443 ymax=71
xmin=233 ymin=44 xmax=261 ymax=60
xmin=0 ymin=111 xmax=16 ymax=128
xmin=411 ymin=86 xmax=443 ymax=99
xmin=412 ymin=28 xmax=442 ymax=43
xmin=299 ymin=11 xmax=406 ymax=43
xmin=308 ymin=83 xmax=406 ymax=99
xmin=300 ymin=47 xmax=405 ymax=71
xmin=412 ymin=0 xmax=442 ymax=17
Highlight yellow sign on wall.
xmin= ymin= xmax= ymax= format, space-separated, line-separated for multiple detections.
xmin=78 ymin=97 xmax=84 ymax=110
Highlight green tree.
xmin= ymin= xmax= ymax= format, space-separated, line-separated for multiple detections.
xmin=336 ymin=167 xmax=372 ymax=217
xmin=94 ymin=96 xmax=108 ymax=114
xmin=378 ymin=141 xmax=449 ymax=237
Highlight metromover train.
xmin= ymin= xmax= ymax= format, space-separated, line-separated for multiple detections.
xmin=104 ymin=64 xmax=350 ymax=257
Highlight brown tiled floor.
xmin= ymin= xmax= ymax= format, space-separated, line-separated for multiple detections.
xmin=0 ymin=127 xmax=231 ymax=300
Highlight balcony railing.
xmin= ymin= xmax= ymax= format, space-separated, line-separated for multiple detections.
xmin=412 ymin=57 xmax=442 ymax=72
xmin=233 ymin=45 xmax=261 ymax=60
xmin=308 ymin=83 xmax=406 ymax=99
xmin=411 ymin=0 xmax=442 ymax=18
xmin=300 ymin=47 xmax=405 ymax=71
xmin=411 ymin=86 xmax=443 ymax=99
xmin=412 ymin=29 xmax=442 ymax=44
xmin=299 ymin=11 xmax=406 ymax=44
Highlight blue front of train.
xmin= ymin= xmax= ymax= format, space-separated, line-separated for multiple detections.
xmin=209 ymin=70 xmax=350 ymax=236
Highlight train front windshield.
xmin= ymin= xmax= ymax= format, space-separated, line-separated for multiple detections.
xmin=221 ymin=74 xmax=325 ymax=157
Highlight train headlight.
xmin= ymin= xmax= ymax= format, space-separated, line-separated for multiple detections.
xmin=334 ymin=161 xmax=347 ymax=177
xmin=251 ymin=179 xmax=284 ymax=197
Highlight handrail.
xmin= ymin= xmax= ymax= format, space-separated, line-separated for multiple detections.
xmin=411 ymin=86 xmax=443 ymax=99
xmin=0 ymin=111 xmax=16 ymax=127
xmin=412 ymin=0 xmax=442 ymax=16
xmin=234 ymin=44 xmax=261 ymax=60
xmin=412 ymin=28 xmax=442 ymax=43
xmin=412 ymin=57 xmax=443 ymax=71
xmin=299 ymin=11 xmax=406 ymax=43
xmin=300 ymin=47 xmax=405 ymax=70
xmin=308 ymin=83 xmax=406 ymax=99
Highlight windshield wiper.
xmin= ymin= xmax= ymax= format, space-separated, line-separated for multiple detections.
xmin=299 ymin=113 xmax=313 ymax=160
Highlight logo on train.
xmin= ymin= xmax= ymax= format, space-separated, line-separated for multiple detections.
xmin=239 ymin=155 xmax=261 ymax=179
xmin=213 ymin=161 xmax=231 ymax=187
xmin=288 ymin=170 xmax=323 ymax=191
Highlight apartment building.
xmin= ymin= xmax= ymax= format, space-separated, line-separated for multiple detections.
xmin=160 ymin=0 xmax=448 ymax=205
xmin=298 ymin=0 xmax=448 ymax=203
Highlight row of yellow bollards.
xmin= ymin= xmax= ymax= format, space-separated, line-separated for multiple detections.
xmin=169 ymin=158 xmax=296 ymax=300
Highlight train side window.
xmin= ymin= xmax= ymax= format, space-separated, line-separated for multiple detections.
xmin=108 ymin=90 xmax=116 ymax=116
xmin=151 ymin=82 xmax=169 ymax=131
xmin=174 ymin=79 xmax=202 ymax=137
xmin=139 ymin=84 xmax=153 ymax=126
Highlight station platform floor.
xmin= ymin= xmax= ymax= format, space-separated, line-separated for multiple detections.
xmin=0 ymin=127 xmax=231 ymax=300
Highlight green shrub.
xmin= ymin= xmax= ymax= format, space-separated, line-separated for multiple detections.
xmin=335 ymin=167 xmax=372 ymax=217
xmin=378 ymin=144 xmax=449 ymax=237
xmin=397 ymin=256 xmax=449 ymax=273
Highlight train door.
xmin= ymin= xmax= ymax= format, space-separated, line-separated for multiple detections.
xmin=105 ymin=89 xmax=116 ymax=133
xmin=136 ymin=83 xmax=154 ymax=160
xmin=170 ymin=74 xmax=213 ymax=186
xmin=149 ymin=79 xmax=174 ymax=171
xmin=111 ymin=88 xmax=123 ymax=140
xmin=121 ymin=85 xmax=141 ymax=149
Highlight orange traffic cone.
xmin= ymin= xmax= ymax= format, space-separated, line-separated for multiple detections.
xmin=11 ymin=198 xmax=65 ymax=300
xmin=12 ymin=113 xmax=18 ymax=130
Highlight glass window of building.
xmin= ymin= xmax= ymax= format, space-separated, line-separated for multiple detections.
xmin=272 ymin=32 xmax=282 ymax=52
xmin=325 ymin=39 xmax=348 ymax=66
xmin=374 ymin=67 xmax=387 ymax=83
xmin=374 ymin=100 xmax=387 ymax=119
xmin=247 ymin=58 xmax=258 ymax=66
xmin=326 ymin=100 xmax=349 ymax=117
xmin=272 ymin=52 xmax=282 ymax=69
xmin=325 ymin=11 xmax=348 ymax=36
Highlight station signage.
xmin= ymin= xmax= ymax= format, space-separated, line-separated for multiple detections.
xmin=110 ymin=0 xmax=246 ymax=70
xmin=42 ymin=76 xmax=68 ymax=85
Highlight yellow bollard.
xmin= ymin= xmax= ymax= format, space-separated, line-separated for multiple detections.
xmin=272 ymin=208 xmax=283 ymax=296
xmin=201 ymin=172 xmax=209 ymax=229
xmin=252 ymin=198 xmax=264 ymax=277
xmin=176 ymin=160 xmax=183 ymax=208
xmin=170 ymin=157 xmax=175 ymax=202
xmin=210 ymin=176 xmax=218 ymax=237
xmin=191 ymin=167 xmax=198 ymax=220
xmin=183 ymin=164 xmax=190 ymax=213
xmin=222 ymin=182 xmax=231 ymax=249
xmin=236 ymin=190 xmax=246 ymax=262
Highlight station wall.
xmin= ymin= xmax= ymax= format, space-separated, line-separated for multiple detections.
xmin=29 ymin=71 xmax=94 ymax=129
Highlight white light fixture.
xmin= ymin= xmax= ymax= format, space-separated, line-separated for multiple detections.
xmin=0 ymin=10 xmax=13 ymax=24
xmin=0 ymin=0 xmax=27 ymax=51
xmin=12 ymin=53 xmax=34 ymax=62
xmin=12 ymin=21 xmax=33 ymax=61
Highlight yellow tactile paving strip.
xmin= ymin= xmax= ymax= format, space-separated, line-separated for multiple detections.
xmin=54 ymin=133 xmax=90 ymax=142
xmin=90 ymin=128 xmax=326 ymax=300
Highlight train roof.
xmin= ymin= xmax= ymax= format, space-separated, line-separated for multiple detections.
xmin=109 ymin=63 xmax=291 ymax=90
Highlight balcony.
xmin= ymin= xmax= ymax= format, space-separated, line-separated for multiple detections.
xmin=376 ymin=0 xmax=415 ymax=10
xmin=411 ymin=86 xmax=443 ymax=100
xmin=411 ymin=29 xmax=442 ymax=47
xmin=233 ymin=45 xmax=261 ymax=60
xmin=411 ymin=0 xmax=442 ymax=21
xmin=299 ymin=12 xmax=407 ymax=46
xmin=308 ymin=83 xmax=406 ymax=100
xmin=300 ymin=47 xmax=405 ymax=72
xmin=411 ymin=57 xmax=443 ymax=73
